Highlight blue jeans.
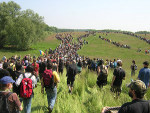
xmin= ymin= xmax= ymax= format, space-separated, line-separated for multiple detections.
xmin=45 ymin=87 xmax=57 ymax=109
xmin=22 ymin=94 xmax=33 ymax=113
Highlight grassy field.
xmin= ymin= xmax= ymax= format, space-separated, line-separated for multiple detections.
xmin=78 ymin=33 xmax=150 ymax=70
xmin=0 ymin=35 xmax=60 ymax=59
xmin=136 ymin=34 xmax=150 ymax=39
xmin=0 ymin=32 xmax=150 ymax=113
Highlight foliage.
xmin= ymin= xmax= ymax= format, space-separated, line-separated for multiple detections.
xmin=44 ymin=24 xmax=58 ymax=33
xmin=99 ymin=29 xmax=133 ymax=34
xmin=0 ymin=1 xmax=57 ymax=50
xmin=58 ymin=29 xmax=96 ymax=32
xmin=135 ymin=31 xmax=150 ymax=34
xmin=0 ymin=1 xmax=21 ymax=48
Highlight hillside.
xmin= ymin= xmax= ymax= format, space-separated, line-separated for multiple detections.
xmin=0 ymin=32 xmax=150 ymax=113
xmin=78 ymin=32 xmax=150 ymax=70
xmin=31 ymin=32 xmax=150 ymax=113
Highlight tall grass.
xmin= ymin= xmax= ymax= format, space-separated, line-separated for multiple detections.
xmin=0 ymin=32 xmax=150 ymax=113
xmin=30 ymin=68 xmax=143 ymax=113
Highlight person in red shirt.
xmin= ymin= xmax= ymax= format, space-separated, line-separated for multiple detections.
xmin=32 ymin=58 xmax=39 ymax=82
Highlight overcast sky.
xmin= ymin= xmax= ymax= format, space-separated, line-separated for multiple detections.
xmin=1 ymin=0 xmax=150 ymax=32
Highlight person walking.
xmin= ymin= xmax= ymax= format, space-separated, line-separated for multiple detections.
xmin=32 ymin=58 xmax=39 ymax=82
xmin=138 ymin=61 xmax=150 ymax=88
xmin=97 ymin=59 xmax=108 ymax=88
xmin=111 ymin=61 xmax=125 ymax=97
xmin=41 ymin=62 xmax=60 ymax=113
xmin=130 ymin=60 xmax=137 ymax=76
xmin=15 ymin=65 xmax=37 ymax=113
xmin=66 ymin=60 xmax=77 ymax=93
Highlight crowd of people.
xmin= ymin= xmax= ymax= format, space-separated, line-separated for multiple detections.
xmin=0 ymin=32 xmax=150 ymax=113
xmin=0 ymin=32 xmax=92 ymax=113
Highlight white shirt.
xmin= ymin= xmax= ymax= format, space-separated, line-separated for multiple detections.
xmin=0 ymin=63 xmax=3 ymax=69
xmin=15 ymin=72 xmax=37 ymax=88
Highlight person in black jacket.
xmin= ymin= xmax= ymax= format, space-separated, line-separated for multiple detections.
xmin=12 ymin=62 xmax=24 ymax=96
xmin=111 ymin=61 xmax=125 ymax=97
xmin=118 ymin=80 xmax=148 ymax=113
xmin=66 ymin=60 xmax=77 ymax=93
xmin=58 ymin=59 xmax=64 ymax=75
xmin=101 ymin=80 xmax=149 ymax=113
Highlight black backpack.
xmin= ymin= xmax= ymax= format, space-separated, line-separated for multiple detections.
xmin=13 ymin=71 xmax=22 ymax=95
xmin=67 ymin=64 xmax=77 ymax=78
xmin=98 ymin=65 xmax=108 ymax=81
xmin=0 ymin=92 xmax=13 ymax=113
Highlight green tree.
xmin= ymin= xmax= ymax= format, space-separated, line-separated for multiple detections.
xmin=9 ymin=9 xmax=45 ymax=50
xmin=0 ymin=1 xmax=21 ymax=48
xmin=0 ymin=1 xmax=57 ymax=50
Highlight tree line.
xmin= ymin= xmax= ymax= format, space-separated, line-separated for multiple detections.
xmin=0 ymin=1 xmax=58 ymax=50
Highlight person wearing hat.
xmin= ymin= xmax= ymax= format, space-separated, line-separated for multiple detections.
xmin=101 ymin=80 xmax=149 ymax=113
xmin=138 ymin=61 xmax=150 ymax=88
xmin=0 ymin=76 xmax=23 ymax=113
xmin=118 ymin=80 xmax=149 ymax=113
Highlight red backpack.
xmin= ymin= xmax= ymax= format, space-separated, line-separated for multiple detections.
xmin=42 ymin=69 xmax=54 ymax=88
xmin=20 ymin=74 xmax=33 ymax=98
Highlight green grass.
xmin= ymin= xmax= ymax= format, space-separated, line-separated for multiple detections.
xmin=0 ymin=38 xmax=60 ymax=59
xmin=30 ymin=68 xmax=150 ymax=113
xmin=0 ymin=32 xmax=150 ymax=113
xmin=78 ymin=33 xmax=150 ymax=70
xmin=136 ymin=34 xmax=150 ymax=39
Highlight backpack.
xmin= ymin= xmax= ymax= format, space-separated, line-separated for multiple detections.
xmin=132 ymin=64 xmax=137 ymax=70
xmin=0 ymin=92 xmax=13 ymax=113
xmin=98 ymin=65 xmax=108 ymax=81
xmin=67 ymin=64 xmax=77 ymax=78
xmin=114 ymin=68 xmax=124 ymax=86
xmin=42 ymin=69 xmax=54 ymax=88
xmin=134 ymin=65 xmax=137 ymax=70
xmin=20 ymin=74 xmax=33 ymax=98
xmin=13 ymin=71 xmax=22 ymax=95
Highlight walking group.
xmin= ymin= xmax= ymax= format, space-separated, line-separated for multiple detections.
xmin=0 ymin=32 xmax=150 ymax=113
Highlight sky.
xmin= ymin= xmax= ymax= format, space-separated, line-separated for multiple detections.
xmin=1 ymin=0 xmax=150 ymax=32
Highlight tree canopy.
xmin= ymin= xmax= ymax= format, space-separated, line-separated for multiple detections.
xmin=0 ymin=1 xmax=58 ymax=50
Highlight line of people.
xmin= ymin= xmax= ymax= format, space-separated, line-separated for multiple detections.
xmin=123 ymin=32 xmax=150 ymax=45
xmin=99 ymin=35 xmax=131 ymax=49
xmin=0 ymin=31 xmax=150 ymax=113
xmin=0 ymin=32 xmax=91 ymax=113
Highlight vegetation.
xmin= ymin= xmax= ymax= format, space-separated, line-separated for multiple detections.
xmin=58 ymin=29 xmax=96 ymax=32
xmin=30 ymin=32 xmax=150 ymax=113
xmin=0 ymin=36 xmax=60 ymax=59
xmin=78 ymin=32 xmax=150 ymax=70
xmin=98 ymin=29 xmax=133 ymax=34
xmin=135 ymin=31 xmax=150 ymax=34
xmin=0 ymin=2 xmax=150 ymax=112
xmin=0 ymin=32 xmax=147 ymax=113
xmin=0 ymin=1 xmax=58 ymax=50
